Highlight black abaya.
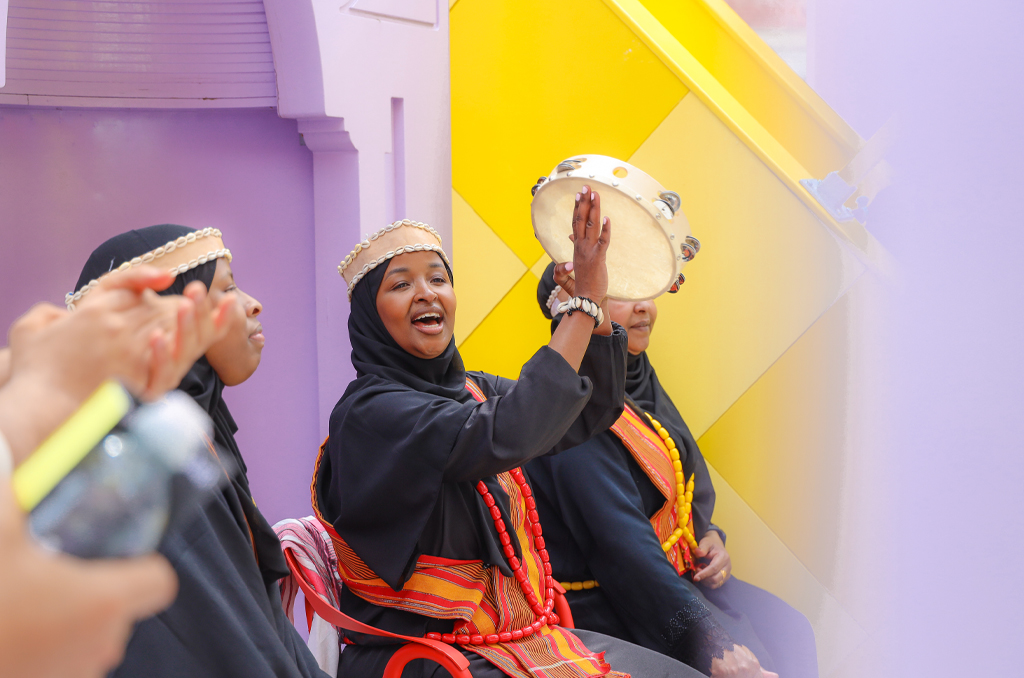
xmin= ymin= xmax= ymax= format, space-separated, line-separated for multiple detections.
xmin=526 ymin=355 xmax=819 ymax=678
xmin=76 ymin=225 xmax=327 ymax=678
xmin=316 ymin=261 xmax=702 ymax=678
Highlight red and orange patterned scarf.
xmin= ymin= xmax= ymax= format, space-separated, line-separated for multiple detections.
xmin=609 ymin=404 xmax=697 ymax=574
xmin=311 ymin=377 xmax=628 ymax=678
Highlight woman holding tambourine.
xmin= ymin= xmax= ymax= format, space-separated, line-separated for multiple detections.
xmin=313 ymin=189 xmax=704 ymax=678
xmin=528 ymin=156 xmax=816 ymax=678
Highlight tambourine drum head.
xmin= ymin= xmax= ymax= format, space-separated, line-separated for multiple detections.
xmin=532 ymin=177 xmax=676 ymax=300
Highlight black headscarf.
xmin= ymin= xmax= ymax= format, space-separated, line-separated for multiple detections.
xmin=535 ymin=262 xmax=714 ymax=533
xmin=348 ymin=257 xmax=464 ymax=400
xmin=536 ymin=261 xmax=563 ymax=334
xmin=74 ymin=225 xmax=240 ymax=467
xmin=76 ymin=224 xmax=285 ymax=582
xmin=320 ymin=254 xmax=481 ymax=589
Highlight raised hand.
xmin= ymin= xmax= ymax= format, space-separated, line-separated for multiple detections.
xmin=566 ymin=186 xmax=611 ymax=304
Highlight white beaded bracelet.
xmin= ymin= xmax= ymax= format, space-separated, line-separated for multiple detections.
xmin=545 ymin=284 xmax=563 ymax=319
xmin=556 ymin=296 xmax=604 ymax=327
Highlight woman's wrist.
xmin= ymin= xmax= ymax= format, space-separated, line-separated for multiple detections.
xmin=593 ymin=301 xmax=612 ymax=336
xmin=0 ymin=374 xmax=82 ymax=467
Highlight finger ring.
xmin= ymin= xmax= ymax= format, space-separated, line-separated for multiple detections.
xmin=721 ymin=569 xmax=729 ymax=582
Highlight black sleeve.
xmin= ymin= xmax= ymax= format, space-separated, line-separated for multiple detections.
xmin=444 ymin=325 xmax=627 ymax=482
xmin=689 ymin=448 xmax=717 ymax=542
xmin=544 ymin=435 xmax=735 ymax=673
xmin=706 ymin=523 xmax=727 ymax=545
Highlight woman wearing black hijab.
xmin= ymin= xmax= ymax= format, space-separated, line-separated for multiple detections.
xmin=71 ymin=224 xmax=327 ymax=678
xmin=527 ymin=264 xmax=819 ymax=678
xmin=315 ymin=192 xmax=704 ymax=678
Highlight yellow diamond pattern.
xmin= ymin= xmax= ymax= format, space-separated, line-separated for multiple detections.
xmin=451 ymin=0 xmax=689 ymax=265
xmin=450 ymin=0 xmax=878 ymax=672
xmin=452 ymin=189 xmax=526 ymax=345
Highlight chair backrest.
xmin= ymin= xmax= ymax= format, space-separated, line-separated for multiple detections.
xmin=275 ymin=514 xmax=572 ymax=675
xmin=278 ymin=526 xmax=471 ymax=671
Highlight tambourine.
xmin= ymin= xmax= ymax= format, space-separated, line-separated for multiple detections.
xmin=531 ymin=155 xmax=700 ymax=300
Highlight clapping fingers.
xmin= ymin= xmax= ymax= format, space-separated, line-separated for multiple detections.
xmin=178 ymin=280 xmax=236 ymax=364
xmin=8 ymin=303 xmax=66 ymax=343
xmin=140 ymin=282 xmax=236 ymax=400
xmin=92 ymin=265 xmax=176 ymax=297
xmin=0 ymin=349 xmax=10 ymax=388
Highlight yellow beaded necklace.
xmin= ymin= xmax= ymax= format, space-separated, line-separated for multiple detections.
xmin=559 ymin=413 xmax=697 ymax=591
xmin=649 ymin=416 xmax=699 ymax=555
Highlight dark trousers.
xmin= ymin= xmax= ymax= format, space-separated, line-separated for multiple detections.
xmin=697 ymin=577 xmax=819 ymax=678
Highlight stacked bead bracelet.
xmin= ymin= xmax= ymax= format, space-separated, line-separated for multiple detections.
xmin=425 ymin=468 xmax=559 ymax=646
xmin=559 ymin=413 xmax=698 ymax=591
xmin=556 ymin=296 xmax=604 ymax=327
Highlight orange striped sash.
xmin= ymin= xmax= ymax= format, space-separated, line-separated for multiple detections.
xmin=311 ymin=377 xmax=627 ymax=678
xmin=610 ymin=405 xmax=696 ymax=574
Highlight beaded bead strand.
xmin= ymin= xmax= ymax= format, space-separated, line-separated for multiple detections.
xmin=558 ymin=412 xmax=699 ymax=591
xmin=649 ymin=416 xmax=700 ymax=554
xmin=425 ymin=468 xmax=559 ymax=647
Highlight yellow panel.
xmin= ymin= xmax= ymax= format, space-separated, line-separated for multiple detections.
xmin=598 ymin=0 xmax=871 ymax=250
xmin=451 ymin=0 xmax=689 ymax=264
xmin=452 ymin=189 xmax=527 ymax=344
xmin=637 ymin=0 xmax=859 ymax=177
xmin=696 ymin=290 xmax=854 ymax=591
xmin=458 ymin=272 xmax=552 ymax=379
xmin=637 ymin=94 xmax=864 ymax=438
xmin=706 ymin=463 xmax=867 ymax=677
xmin=529 ymin=252 xmax=552 ymax=280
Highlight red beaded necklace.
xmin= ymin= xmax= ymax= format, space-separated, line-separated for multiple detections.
xmin=425 ymin=467 xmax=559 ymax=646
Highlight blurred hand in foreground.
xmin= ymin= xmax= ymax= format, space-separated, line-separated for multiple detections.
xmin=0 ymin=479 xmax=177 ymax=678
xmin=0 ymin=265 xmax=236 ymax=465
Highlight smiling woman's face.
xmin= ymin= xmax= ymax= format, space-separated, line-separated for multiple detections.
xmin=204 ymin=258 xmax=265 ymax=386
xmin=375 ymin=251 xmax=457 ymax=359
xmin=607 ymin=298 xmax=658 ymax=355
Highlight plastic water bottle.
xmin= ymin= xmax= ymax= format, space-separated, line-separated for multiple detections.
xmin=28 ymin=391 xmax=226 ymax=559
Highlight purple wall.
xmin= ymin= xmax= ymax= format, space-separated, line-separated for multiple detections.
xmin=0 ymin=106 xmax=323 ymax=526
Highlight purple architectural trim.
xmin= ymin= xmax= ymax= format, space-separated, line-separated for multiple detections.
xmin=0 ymin=106 xmax=319 ymax=526
xmin=0 ymin=0 xmax=277 ymax=108
xmin=0 ymin=0 xmax=452 ymax=541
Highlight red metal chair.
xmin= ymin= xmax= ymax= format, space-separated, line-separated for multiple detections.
xmin=283 ymin=549 xmax=575 ymax=678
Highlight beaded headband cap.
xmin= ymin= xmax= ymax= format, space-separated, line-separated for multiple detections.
xmin=339 ymin=219 xmax=451 ymax=301
xmin=65 ymin=227 xmax=232 ymax=310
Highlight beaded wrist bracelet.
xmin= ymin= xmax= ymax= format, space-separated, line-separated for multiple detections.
xmin=556 ymin=296 xmax=604 ymax=327
xmin=545 ymin=284 xmax=563 ymax=319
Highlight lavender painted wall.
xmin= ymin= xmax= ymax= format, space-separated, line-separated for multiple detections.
xmin=0 ymin=106 xmax=325 ymax=526
xmin=810 ymin=0 xmax=1024 ymax=675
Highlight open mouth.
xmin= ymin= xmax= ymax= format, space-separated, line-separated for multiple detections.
xmin=412 ymin=311 xmax=445 ymax=335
